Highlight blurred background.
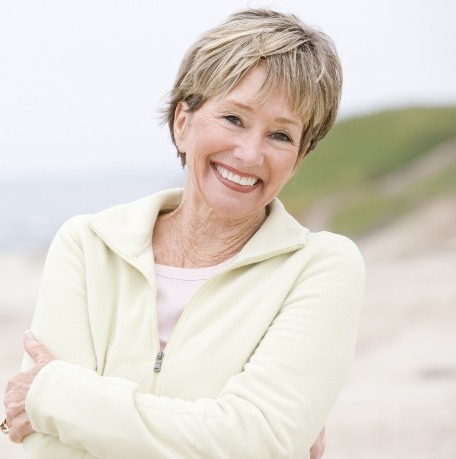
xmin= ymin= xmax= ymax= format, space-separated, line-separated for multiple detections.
xmin=1 ymin=0 xmax=455 ymax=457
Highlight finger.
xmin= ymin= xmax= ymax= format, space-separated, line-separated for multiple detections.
xmin=23 ymin=331 xmax=54 ymax=364
xmin=6 ymin=401 xmax=23 ymax=423
xmin=8 ymin=413 xmax=33 ymax=444
xmin=309 ymin=426 xmax=326 ymax=459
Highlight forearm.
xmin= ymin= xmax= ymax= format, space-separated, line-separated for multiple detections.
xmin=23 ymin=223 xmax=364 ymax=458
xmin=19 ymin=219 xmax=98 ymax=457
xmin=27 ymin=361 xmax=277 ymax=459
xmin=23 ymin=433 xmax=98 ymax=459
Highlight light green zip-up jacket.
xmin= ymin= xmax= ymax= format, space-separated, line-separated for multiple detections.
xmin=22 ymin=188 xmax=365 ymax=459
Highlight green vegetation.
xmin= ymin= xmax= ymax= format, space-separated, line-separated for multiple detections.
xmin=279 ymin=106 xmax=456 ymax=237
xmin=330 ymin=163 xmax=456 ymax=236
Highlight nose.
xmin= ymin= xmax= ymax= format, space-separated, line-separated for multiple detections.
xmin=232 ymin=132 xmax=264 ymax=168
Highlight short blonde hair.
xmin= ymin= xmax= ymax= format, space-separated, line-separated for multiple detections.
xmin=163 ymin=8 xmax=343 ymax=165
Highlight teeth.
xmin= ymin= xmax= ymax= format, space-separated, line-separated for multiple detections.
xmin=215 ymin=165 xmax=258 ymax=186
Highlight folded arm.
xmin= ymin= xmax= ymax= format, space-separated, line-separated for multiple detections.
xmin=8 ymin=221 xmax=364 ymax=458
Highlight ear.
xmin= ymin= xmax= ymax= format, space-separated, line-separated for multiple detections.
xmin=174 ymin=101 xmax=190 ymax=152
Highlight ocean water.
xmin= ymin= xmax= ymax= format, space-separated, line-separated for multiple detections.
xmin=0 ymin=169 xmax=184 ymax=250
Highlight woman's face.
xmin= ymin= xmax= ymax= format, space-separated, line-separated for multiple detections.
xmin=174 ymin=64 xmax=307 ymax=221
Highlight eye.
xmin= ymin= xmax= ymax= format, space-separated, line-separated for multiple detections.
xmin=271 ymin=131 xmax=293 ymax=143
xmin=223 ymin=114 xmax=243 ymax=127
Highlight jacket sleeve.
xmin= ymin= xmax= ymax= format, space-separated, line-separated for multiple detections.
xmin=25 ymin=236 xmax=365 ymax=459
xmin=21 ymin=219 xmax=99 ymax=459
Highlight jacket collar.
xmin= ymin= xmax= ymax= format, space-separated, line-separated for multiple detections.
xmin=89 ymin=188 xmax=309 ymax=264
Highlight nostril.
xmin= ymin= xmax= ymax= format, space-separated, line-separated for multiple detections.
xmin=232 ymin=146 xmax=264 ymax=168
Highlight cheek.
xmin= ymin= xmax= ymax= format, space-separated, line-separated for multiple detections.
xmin=189 ymin=126 xmax=232 ymax=160
xmin=275 ymin=154 xmax=298 ymax=182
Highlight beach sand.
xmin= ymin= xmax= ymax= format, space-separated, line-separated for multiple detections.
xmin=1 ymin=194 xmax=455 ymax=458
xmin=325 ymin=194 xmax=456 ymax=458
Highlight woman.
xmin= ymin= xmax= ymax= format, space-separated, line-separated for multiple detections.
xmin=3 ymin=8 xmax=364 ymax=459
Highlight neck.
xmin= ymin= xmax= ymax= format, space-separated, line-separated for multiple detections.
xmin=152 ymin=195 xmax=267 ymax=268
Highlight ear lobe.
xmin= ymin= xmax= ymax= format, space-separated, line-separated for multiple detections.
xmin=174 ymin=101 xmax=190 ymax=152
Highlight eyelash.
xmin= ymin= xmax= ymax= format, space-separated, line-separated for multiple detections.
xmin=271 ymin=132 xmax=292 ymax=143
xmin=223 ymin=114 xmax=243 ymax=127
xmin=223 ymin=114 xmax=293 ymax=144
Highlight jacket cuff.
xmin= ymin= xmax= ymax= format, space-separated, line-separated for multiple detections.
xmin=26 ymin=360 xmax=70 ymax=436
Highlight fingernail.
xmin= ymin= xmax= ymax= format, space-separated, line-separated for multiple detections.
xmin=25 ymin=330 xmax=34 ymax=340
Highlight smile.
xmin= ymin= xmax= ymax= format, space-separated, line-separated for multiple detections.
xmin=214 ymin=164 xmax=259 ymax=186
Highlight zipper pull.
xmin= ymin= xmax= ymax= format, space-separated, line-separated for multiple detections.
xmin=154 ymin=351 xmax=164 ymax=373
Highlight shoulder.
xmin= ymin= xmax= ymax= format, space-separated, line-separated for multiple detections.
xmin=268 ymin=197 xmax=363 ymax=262
xmin=300 ymin=230 xmax=365 ymax=285
xmin=306 ymin=230 xmax=363 ymax=257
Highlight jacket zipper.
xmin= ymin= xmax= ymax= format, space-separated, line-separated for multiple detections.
xmin=150 ymin=246 xmax=305 ymax=388
xmin=150 ymin=259 xmax=272 ymax=380
xmin=154 ymin=351 xmax=164 ymax=373
xmin=149 ymin=247 xmax=304 ymax=392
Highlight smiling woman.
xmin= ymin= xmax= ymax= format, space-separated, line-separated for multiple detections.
xmin=3 ymin=8 xmax=364 ymax=459
xmin=165 ymin=9 xmax=342 ymax=167
xmin=169 ymin=64 xmax=304 ymax=231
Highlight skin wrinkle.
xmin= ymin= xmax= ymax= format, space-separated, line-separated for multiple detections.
xmin=3 ymin=13 xmax=340 ymax=458
xmin=164 ymin=12 xmax=342 ymax=165
xmin=153 ymin=199 xmax=266 ymax=268
xmin=213 ymin=78 xmax=311 ymax=157
xmin=152 ymin=66 xmax=304 ymax=268
xmin=214 ymin=102 xmax=302 ymax=147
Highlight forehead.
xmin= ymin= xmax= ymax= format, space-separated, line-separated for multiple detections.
xmin=212 ymin=65 xmax=306 ymax=126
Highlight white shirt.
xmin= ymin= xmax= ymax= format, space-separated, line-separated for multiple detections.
xmin=155 ymin=257 xmax=236 ymax=349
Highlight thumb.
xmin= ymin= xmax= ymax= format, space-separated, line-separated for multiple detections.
xmin=23 ymin=330 xmax=54 ymax=364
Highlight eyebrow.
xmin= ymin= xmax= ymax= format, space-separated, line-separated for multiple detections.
xmin=221 ymin=100 xmax=302 ymax=128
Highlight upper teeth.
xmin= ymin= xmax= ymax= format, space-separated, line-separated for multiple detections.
xmin=215 ymin=165 xmax=258 ymax=186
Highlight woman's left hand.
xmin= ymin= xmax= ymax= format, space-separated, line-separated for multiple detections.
xmin=3 ymin=331 xmax=54 ymax=443
xmin=310 ymin=426 xmax=326 ymax=459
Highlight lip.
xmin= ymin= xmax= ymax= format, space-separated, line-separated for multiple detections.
xmin=211 ymin=162 xmax=262 ymax=193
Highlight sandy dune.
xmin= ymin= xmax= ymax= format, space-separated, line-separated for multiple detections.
xmin=1 ymin=194 xmax=455 ymax=458
xmin=325 ymin=193 xmax=456 ymax=458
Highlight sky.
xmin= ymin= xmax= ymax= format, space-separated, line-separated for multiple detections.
xmin=1 ymin=0 xmax=455 ymax=179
